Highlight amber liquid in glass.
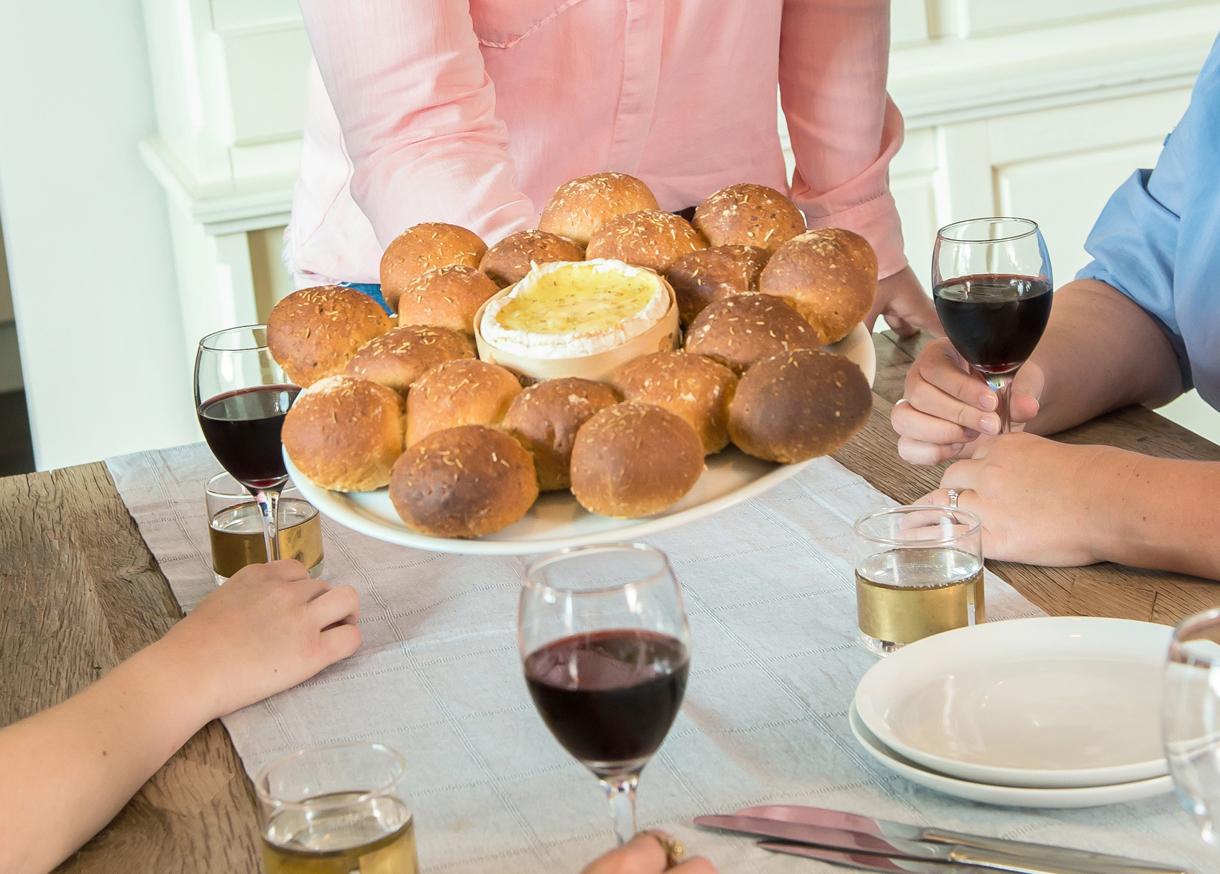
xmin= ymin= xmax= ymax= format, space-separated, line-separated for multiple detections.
xmin=208 ymin=498 xmax=323 ymax=580
xmin=261 ymin=793 xmax=417 ymax=874
xmin=855 ymin=547 xmax=985 ymax=649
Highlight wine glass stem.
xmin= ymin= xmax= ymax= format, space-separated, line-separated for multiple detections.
xmin=984 ymin=373 xmax=1015 ymax=435
xmin=599 ymin=772 xmax=640 ymax=846
xmin=254 ymin=486 xmax=283 ymax=562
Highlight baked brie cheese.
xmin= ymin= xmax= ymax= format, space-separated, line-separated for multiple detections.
xmin=479 ymin=259 xmax=670 ymax=358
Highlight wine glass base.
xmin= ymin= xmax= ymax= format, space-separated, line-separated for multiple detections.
xmin=859 ymin=632 xmax=904 ymax=658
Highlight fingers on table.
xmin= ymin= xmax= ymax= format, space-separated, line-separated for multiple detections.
xmin=672 ymin=858 xmax=718 ymax=873
xmin=309 ymin=584 xmax=360 ymax=626
xmin=319 ymin=622 xmax=363 ymax=662
xmin=896 ymin=435 xmax=966 ymax=466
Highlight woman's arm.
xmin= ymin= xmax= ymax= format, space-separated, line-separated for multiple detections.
xmin=0 ymin=561 xmax=360 ymax=874
xmin=299 ymin=0 xmax=534 ymax=245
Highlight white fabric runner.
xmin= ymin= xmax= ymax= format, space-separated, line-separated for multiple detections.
xmin=106 ymin=443 xmax=1209 ymax=872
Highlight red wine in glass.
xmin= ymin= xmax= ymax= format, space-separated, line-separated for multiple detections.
xmin=197 ymin=385 xmax=300 ymax=489
xmin=524 ymin=629 xmax=689 ymax=774
xmin=934 ymin=274 xmax=1052 ymax=375
xmin=932 ymin=218 xmax=1053 ymax=433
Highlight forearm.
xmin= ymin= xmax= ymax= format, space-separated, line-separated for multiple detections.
xmin=1090 ymin=450 xmax=1220 ymax=580
xmin=1026 ymin=279 xmax=1182 ymax=434
xmin=0 ymin=640 xmax=212 ymax=873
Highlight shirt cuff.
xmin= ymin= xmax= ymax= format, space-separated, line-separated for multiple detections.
xmin=800 ymin=191 xmax=908 ymax=280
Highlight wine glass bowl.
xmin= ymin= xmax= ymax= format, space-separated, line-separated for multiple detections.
xmin=519 ymin=543 xmax=691 ymax=845
xmin=1163 ymin=607 xmax=1220 ymax=847
xmin=932 ymin=218 xmax=1053 ymax=433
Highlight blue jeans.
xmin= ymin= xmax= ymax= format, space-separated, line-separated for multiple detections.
xmin=343 ymin=283 xmax=393 ymax=316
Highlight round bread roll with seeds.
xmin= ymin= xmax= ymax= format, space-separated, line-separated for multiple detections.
xmin=502 ymin=377 xmax=619 ymax=491
xmin=665 ymin=245 xmax=769 ymax=326
xmin=693 ymin=183 xmax=805 ymax=253
xmin=267 ymin=286 xmax=394 ymax=387
xmin=479 ymin=230 xmax=585 ymax=288
xmin=406 ymin=358 xmax=522 ymax=446
xmin=729 ymin=348 xmax=871 ymax=463
xmin=538 ymin=172 xmax=660 ymax=246
xmin=389 ymin=425 xmax=538 ymax=538
xmin=758 ymin=228 xmax=877 ymax=344
xmin=611 ymin=351 xmax=738 ymax=455
xmin=570 ymin=402 xmax=704 ymax=518
xmin=282 ymin=376 xmax=403 ymax=491
xmin=380 ymin=222 xmax=487 ymax=311
xmin=683 ymin=293 xmax=820 ymax=373
xmin=585 ymin=209 xmax=707 ymax=274
xmin=344 ymin=325 xmax=475 ymax=394
xmin=396 ymin=265 xmax=498 ymax=334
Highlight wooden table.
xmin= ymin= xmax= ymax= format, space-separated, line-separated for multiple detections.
xmin=3 ymin=332 xmax=1218 ymax=872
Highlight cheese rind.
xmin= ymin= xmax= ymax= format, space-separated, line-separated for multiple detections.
xmin=480 ymin=259 xmax=670 ymax=358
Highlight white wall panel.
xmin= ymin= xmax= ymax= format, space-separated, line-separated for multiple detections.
xmin=221 ymin=26 xmax=310 ymax=146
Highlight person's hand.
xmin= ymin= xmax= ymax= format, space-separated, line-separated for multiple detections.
xmin=893 ymin=338 xmax=1045 ymax=465
xmin=581 ymin=832 xmax=717 ymax=874
xmin=869 ymin=266 xmax=941 ymax=337
xmin=154 ymin=560 xmax=361 ymax=719
xmin=917 ymin=432 xmax=1120 ymax=565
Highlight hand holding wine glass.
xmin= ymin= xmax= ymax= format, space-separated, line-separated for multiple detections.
xmin=195 ymin=325 xmax=300 ymax=563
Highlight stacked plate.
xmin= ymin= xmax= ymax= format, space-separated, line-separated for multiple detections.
xmin=851 ymin=617 xmax=1175 ymax=808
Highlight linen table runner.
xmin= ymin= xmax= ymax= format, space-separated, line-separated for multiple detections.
xmin=107 ymin=444 xmax=1209 ymax=872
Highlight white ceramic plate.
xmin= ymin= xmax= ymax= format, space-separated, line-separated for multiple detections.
xmin=849 ymin=704 xmax=1173 ymax=809
xmin=289 ymin=324 xmax=875 ymax=557
xmin=854 ymin=617 xmax=1171 ymax=788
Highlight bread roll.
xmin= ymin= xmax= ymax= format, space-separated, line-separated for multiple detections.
xmin=758 ymin=228 xmax=877 ymax=344
xmin=611 ymin=352 xmax=738 ymax=454
xmin=389 ymin=425 xmax=538 ymax=537
xmin=406 ymin=358 xmax=522 ymax=446
xmin=396 ymin=265 xmax=499 ymax=334
xmin=502 ymin=377 xmax=619 ymax=491
xmin=538 ymin=172 xmax=660 ymax=246
xmin=693 ymin=183 xmax=805 ymax=253
xmin=344 ymin=325 xmax=475 ymax=394
xmin=267 ymin=286 xmax=394 ymax=387
xmin=380 ymin=222 xmax=487 ymax=311
xmin=570 ymin=402 xmax=703 ymax=518
xmin=729 ymin=348 xmax=871 ymax=463
xmin=479 ymin=230 xmax=584 ymax=288
xmin=282 ymin=376 xmax=403 ymax=491
xmin=665 ymin=245 xmax=769 ymax=327
xmin=585 ymin=210 xmax=707 ymax=273
xmin=684 ymin=293 xmax=820 ymax=373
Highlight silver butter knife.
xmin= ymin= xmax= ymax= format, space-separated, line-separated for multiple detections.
xmin=759 ymin=841 xmax=998 ymax=872
xmin=695 ymin=815 xmax=1189 ymax=874
xmin=738 ymin=804 xmax=1188 ymax=874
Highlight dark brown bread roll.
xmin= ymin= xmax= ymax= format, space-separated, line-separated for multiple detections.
xmin=728 ymin=348 xmax=871 ymax=463
xmin=389 ymin=425 xmax=538 ymax=537
xmin=585 ymin=210 xmax=707 ymax=273
xmin=665 ymin=245 xmax=770 ymax=327
xmin=501 ymin=377 xmax=620 ymax=491
xmin=479 ymin=230 xmax=585 ymax=288
xmin=758 ymin=228 xmax=877 ymax=344
xmin=569 ymin=402 xmax=704 ymax=518
xmin=683 ymin=293 xmax=820 ymax=373
xmin=538 ymin=172 xmax=660 ymax=246
xmin=611 ymin=351 xmax=738 ymax=455
xmin=406 ymin=359 xmax=522 ymax=446
xmin=380 ymin=222 xmax=487 ymax=311
xmin=282 ymin=376 xmax=403 ymax=491
xmin=267 ymin=286 xmax=395 ymax=387
xmin=344 ymin=325 xmax=475 ymax=394
xmin=396 ymin=265 xmax=499 ymax=334
xmin=693 ymin=183 xmax=805 ymax=253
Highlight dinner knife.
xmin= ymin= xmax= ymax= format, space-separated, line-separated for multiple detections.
xmin=758 ymin=840 xmax=998 ymax=873
xmin=695 ymin=815 xmax=1186 ymax=874
xmin=737 ymin=804 xmax=1187 ymax=874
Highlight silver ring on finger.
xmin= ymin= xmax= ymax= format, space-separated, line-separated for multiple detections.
xmin=946 ymin=488 xmax=960 ymax=509
xmin=894 ymin=397 xmax=911 ymax=409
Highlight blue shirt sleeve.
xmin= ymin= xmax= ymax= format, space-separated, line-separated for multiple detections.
xmin=1076 ymin=118 xmax=1193 ymax=388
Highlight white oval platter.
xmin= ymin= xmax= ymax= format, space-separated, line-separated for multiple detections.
xmin=288 ymin=324 xmax=876 ymax=556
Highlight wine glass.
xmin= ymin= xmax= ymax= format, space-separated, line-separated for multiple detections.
xmin=519 ymin=543 xmax=691 ymax=846
xmin=932 ymin=218 xmax=1053 ymax=433
xmin=194 ymin=325 xmax=299 ymax=563
xmin=1164 ymin=607 xmax=1220 ymax=848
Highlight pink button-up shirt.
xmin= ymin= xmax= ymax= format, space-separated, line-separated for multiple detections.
xmin=287 ymin=0 xmax=907 ymax=288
